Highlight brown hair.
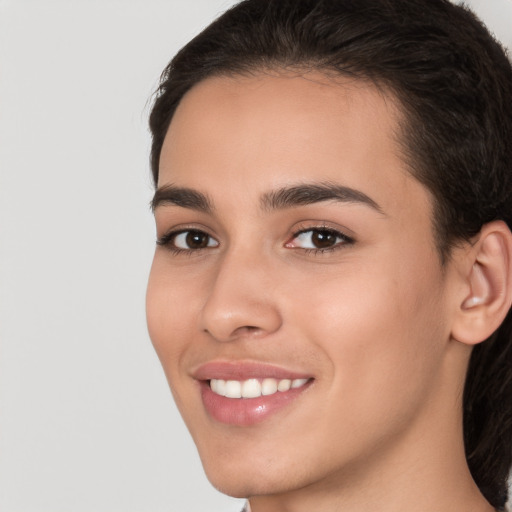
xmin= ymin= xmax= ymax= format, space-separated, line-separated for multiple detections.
xmin=149 ymin=1 xmax=512 ymax=507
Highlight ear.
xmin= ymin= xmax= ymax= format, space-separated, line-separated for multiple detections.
xmin=451 ymin=221 xmax=512 ymax=345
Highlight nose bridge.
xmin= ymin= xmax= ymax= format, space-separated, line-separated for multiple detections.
xmin=200 ymin=243 xmax=282 ymax=342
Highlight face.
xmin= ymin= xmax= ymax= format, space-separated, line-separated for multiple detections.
xmin=147 ymin=73 xmax=460 ymax=500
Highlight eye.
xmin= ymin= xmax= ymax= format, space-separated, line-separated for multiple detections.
xmin=286 ymin=228 xmax=353 ymax=251
xmin=158 ymin=229 xmax=219 ymax=251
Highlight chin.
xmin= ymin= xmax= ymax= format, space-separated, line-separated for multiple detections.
xmin=198 ymin=444 xmax=319 ymax=499
xmin=205 ymin=468 xmax=292 ymax=499
xmin=199 ymin=452 xmax=272 ymax=497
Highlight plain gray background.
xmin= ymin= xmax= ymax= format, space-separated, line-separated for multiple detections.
xmin=0 ymin=1 xmax=510 ymax=511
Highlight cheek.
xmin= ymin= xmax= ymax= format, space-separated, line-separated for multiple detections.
xmin=285 ymin=251 xmax=448 ymax=409
xmin=146 ymin=256 xmax=197 ymax=368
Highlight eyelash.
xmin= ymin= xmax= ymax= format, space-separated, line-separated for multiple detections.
xmin=156 ymin=229 xmax=218 ymax=255
xmin=286 ymin=226 xmax=355 ymax=254
xmin=156 ymin=226 xmax=354 ymax=255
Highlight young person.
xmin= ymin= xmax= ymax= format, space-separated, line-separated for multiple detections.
xmin=145 ymin=1 xmax=512 ymax=511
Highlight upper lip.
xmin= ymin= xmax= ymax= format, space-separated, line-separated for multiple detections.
xmin=192 ymin=360 xmax=312 ymax=381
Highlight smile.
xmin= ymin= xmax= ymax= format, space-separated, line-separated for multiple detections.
xmin=209 ymin=377 xmax=310 ymax=398
xmin=194 ymin=362 xmax=313 ymax=426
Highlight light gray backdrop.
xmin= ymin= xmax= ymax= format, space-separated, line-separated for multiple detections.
xmin=0 ymin=1 xmax=510 ymax=511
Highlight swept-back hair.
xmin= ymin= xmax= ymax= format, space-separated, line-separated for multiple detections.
xmin=149 ymin=0 xmax=512 ymax=507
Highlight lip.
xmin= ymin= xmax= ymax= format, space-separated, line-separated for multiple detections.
xmin=193 ymin=361 xmax=313 ymax=426
xmin=193 ymin=360 xmax=311 ymax=381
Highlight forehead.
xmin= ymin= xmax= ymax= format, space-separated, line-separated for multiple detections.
xmin=162 ymin=72 xmax=402 ymax=177
xmin=158 ymin=72 xmax=432 ymax=226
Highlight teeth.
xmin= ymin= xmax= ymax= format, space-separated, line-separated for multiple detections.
xmin=216 ymin=379 xmax=226 ymax=396
xmin=277 ymin=379 xmax=291 ymax=392
xmin=241 ymin=379 xmax=261 ymax=398
xmin=209 ymin=377 xmax=309 ymax=398
xmin=261 ymin=378 xmax=278 ymax=396
xmin=291 ymin=378 xmax=308 ymax=388
xmin=224 ymin=380 xmax=242 ymax=398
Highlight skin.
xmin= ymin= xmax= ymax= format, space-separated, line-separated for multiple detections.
xmin=146 ymin=72 xmax=494 ymax=512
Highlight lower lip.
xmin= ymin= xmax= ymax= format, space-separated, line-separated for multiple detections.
xmin=199 ymin=380 xmax=312 ymax=426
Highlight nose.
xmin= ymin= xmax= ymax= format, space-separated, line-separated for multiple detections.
xmin=199 ymin=249 xmax=283 ymax=342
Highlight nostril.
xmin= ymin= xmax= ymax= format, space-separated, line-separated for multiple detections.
xmin=236 ymin=325 xmax=262 ymax=336
xmin=203 ymin=324 xmax=264 ymax=341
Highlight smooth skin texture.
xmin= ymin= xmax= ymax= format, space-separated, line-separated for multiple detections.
xmin=147 ymin=73 xmax=500 ymax=512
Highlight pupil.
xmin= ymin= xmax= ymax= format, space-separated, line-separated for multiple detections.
xmin=186 ymin=231 xmax=208 ymax=248
xmin=312 ymin=230 xmax=336 ymax=248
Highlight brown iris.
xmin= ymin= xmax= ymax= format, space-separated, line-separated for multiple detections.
xmin=184 ymin=230 xmax=210 ymax=249
xmin=311 ymin=229 xmax=338 ymax=249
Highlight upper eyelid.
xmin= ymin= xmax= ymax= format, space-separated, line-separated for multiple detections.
xmin=290 ymin=228 xmax=353 ymax=241
xmin=293 ymin=227 xmax=351 ymax=238
xmin=156 ymin=221 xmax=218 ymax=237
xmin=290 ymin=222 xmax=355 ymax=240
xmin=156 ymin=227 xmax=215 ymax=245
xmin=285 ymin=225 xmax=356 ymax=252
xmin=294 ymin=226 xmax=344 ymax=235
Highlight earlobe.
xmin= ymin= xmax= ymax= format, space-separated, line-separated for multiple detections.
xmin=451 ymin=221 xmax=512 ymax=346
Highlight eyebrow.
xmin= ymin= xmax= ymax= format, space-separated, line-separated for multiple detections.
xmin=260 ymin=182 xmax=383 ymax=214
xmin=151 ymin=181 xmax=383 ymax=215
xmin=151 ymin=185 xmax=213 ymax=213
